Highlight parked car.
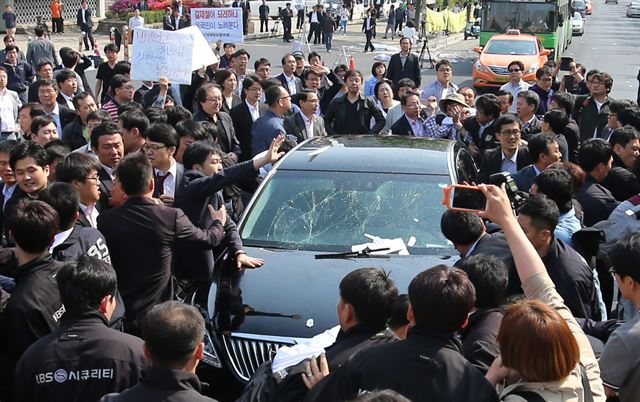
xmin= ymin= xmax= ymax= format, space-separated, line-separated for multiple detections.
xmin=628 ymin=1 xmax=640 ymax=16
xmin=572 ymin=12 xmax=585 ymax=35
xmin=188 ymin=135 xmax=477 ymax=383
xmin=472 ymin=30 xmax=551 ymax=90
xmin=573 ymin=0 xmax=587 ymax=16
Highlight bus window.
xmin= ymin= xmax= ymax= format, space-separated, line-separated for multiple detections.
xmin=482 ymin=2 xmax=557 ymax=34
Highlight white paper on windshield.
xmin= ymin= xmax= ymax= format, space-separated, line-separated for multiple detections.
xmin=351 ymin=234 xmax=409 ymax=255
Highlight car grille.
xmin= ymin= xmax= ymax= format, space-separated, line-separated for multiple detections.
xmin=222 ymin=334 xmax=294 ymax=381
xmin=489 ymin=65 xmax=509 ymax=75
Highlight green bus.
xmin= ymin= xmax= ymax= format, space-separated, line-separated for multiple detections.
xmin=478 ymin=0 xmax=573 ymax=60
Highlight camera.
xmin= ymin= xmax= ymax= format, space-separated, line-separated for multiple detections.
xmin=489 ymin=172 xmax=527 ymax=210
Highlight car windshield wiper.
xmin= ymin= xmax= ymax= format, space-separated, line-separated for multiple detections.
xmin=314 ymin=247 xmax=391 ymax=260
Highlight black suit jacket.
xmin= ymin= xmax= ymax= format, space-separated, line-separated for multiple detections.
xmin=97 ymin=166 xmax=114 ymax=212
xmin=173 ymin=162 xmax=255 ymax=281
xmin=283 ymin=112 xmax=327 ymax=141
xmin=56 ymin=93 xmax=74 ymax=109
xmin=513 ymin=164 xmax=538 ymax=193
xmin=601 ymin=154 xmax=640 ymax=202
xmin=230 ymin=101 xmax=268 ymax=162
xmin=220 ymin=94 xmax=242 ymax=115
xmin=462 ymin=116 xmax=499 ymax=155
xmin=520 ymin=116 xmax=542 ymax=141
xmin=0 ymin=184 xmax=25 ymax=246
xmin=61 ymin=117 xmax=87 ymax=151
xmin=152 ymin=162 xmax=186 ymax=199
xmin=275 ymin=73 xmax=302 ymax=95
xmin=57 ymin=104 xmax=76 ymax=132
xmin=386 ymin=52 xmax=421 ymax=87
xmin=76 ymin=8 xmax=93 ymax=28
xmin=97 ymin=196 xmax=225 ymax=334
xmin=478 ymin=147 xmax=531 ymax=184
xmin=162 ymin=14 xmax=175 ymax=30
xmin=390 ymin=115 xmax=417 ymax=136
xmin=576 ymin=175 xmax=620 ymax=227
xmin=192 ymin=110 xmax=241 ymax=158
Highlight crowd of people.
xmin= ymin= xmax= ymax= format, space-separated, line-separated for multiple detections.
xmin=0 ymin=0 xmax=639 ymax=400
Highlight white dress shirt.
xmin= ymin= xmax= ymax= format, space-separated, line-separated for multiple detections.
xmin=284 ymin=73 xmax=298 ymax=95
xmin=301 ymin=112 xmax=314 ymax=139
xmin=2 ymin=183 xmax=16 ymax=210
xmin=79 ymin=203 xmax=99 ymax=228
xmin=246 ymin=100 xmax=260 ymax=121
xmin=155 ymin=160 xmax=177 ymax=197
xmin=501 ymin=148 xmax=519 ymax=175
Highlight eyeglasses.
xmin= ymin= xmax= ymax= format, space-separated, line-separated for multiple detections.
xmin=540 ymin=77 xmax=553 ymax=82
xmin=84 ymin=175 xmax=99 ymax=182
xmin=500 ymin=129 xmax=521 ymax=137
xmin=590 ymin=80 xmax=604 ymax=86
xmin=437 ymin=68 xmax=452 ymax=73
xmin=143 ymin=144 xmax=167 ymax=152
xmin=205 ymin=97 xmax=222 ymax=103
xmin=508 ymin=68 xmax=521 ymax=73
xmin=279 ymin=95 xmax=292 ymax=101
xmin=247 ymin=86 xmax=263 ymax=92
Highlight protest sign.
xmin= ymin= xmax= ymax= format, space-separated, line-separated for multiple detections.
xmin=191 ymin=7 xmax=244 ymax=44
xmin=131 ymin=26 xmax=218 ymax=85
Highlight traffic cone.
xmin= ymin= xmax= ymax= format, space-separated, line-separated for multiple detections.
xmin=349 ymin=55 xmax=356 ymax=70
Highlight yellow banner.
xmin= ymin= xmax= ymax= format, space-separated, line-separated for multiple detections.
xmin=425 ymin=8 xmax=469 ymax=33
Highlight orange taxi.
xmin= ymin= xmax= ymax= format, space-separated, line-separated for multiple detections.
xmin=472 ymin=31 xmax=550 ymax=90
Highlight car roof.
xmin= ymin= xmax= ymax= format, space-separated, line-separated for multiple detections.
xmin=275 ymin=135 xmax=455 ymax=175
xmin=488 ymin=33 xmax=539 ymax=42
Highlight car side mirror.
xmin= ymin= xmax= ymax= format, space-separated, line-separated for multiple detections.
xmin=473 ymin=46 xmax=482 ymax=53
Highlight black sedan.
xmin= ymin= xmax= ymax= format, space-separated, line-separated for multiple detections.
xmin=192 ymin=135 xmax=478 ymax=384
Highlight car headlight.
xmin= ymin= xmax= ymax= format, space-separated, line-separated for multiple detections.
xmin=474 ymin=60 xmax=488 ymax=73
xmin=201 ymin=330 xmax=222 ymax=368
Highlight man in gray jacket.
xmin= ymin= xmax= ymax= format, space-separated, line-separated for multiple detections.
xmin=26 ymin=26 xmax=59 ymax=68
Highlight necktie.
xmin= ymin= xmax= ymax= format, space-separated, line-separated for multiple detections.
xmin=156 ymin=173 xmax=167 ymax=196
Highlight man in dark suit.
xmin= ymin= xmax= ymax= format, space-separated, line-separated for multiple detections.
xmin=232 ymin=0 xmax=251 ymax=35
xmin=307 ymin=5 xmax=322 ymax=45
xmin=56 ymin=153 xmax=103 ymax=229
xmin=276 ymin=53 xmax=303 ymax=96
xmin=192 ymin=83 xmax=242 ymax=163
xmin=258 ymin=0 xmax=270 ymax=32
xmin=577 ymin=138 xmax=620 ymax=227
xmin=362 ymin=9 xmax=376 ymax=53
xmin=285 ymin=89 xmax=326 ymax=141
xmin=462 ymin=94 xmax=501 ymax=157
xmin=162 ymin=7 xmax=175 ymax=30
xmin=440 ymin=210 xmax=519 ymax=296
xmin=513 ymin=132 xmax=561 ymax=192
xmin=478 ymin=114 xmax=531 ymax=183
xmin=90 ymin=121 xmax=124 ymax=212
xmin=143 ymin=123 xmax=185 ymax=204
xmin=36 ymin=79 xmax=75 ymax=135
xmin=230 ymin=75 xmax=268 ymax=162
xmin=76 ymin=0 xmax=95 ymax=51
xmin=574 ymin=71 xmax=614 ymax=142
xmin=601 ymin=126 xmax=640 ymax=201
xmin=516 ymin=90 xmax=542 ymax=141
xmin=174 ymin=139 xmax=284 ymax=280
xmin=97 ymin=152 xmax=227 ymax=335
xmin=280 ymin=3 xmax=294 ymax=42
xmin=0 ymin=140 xmax=22 ymax=245
xmin=391 ymin=91 xmax=424 ymax=136
xmin=386 ymin=37 xmax=421 ymax=87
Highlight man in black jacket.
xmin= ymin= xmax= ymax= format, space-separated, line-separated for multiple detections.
xmin=77 ymin=0 xmax=95 ymax=51
xmin=90 ymin=122 xmax=124 ymax=212
xmin=230 ymin=75 xmax=268 ymax=162
xmin=455 ymin=255 xmax=507 ymax=374
xmin=97 ymin=153 xmax=227 ymax=335
xmin=173 ymin=139 xmax=283 ymax=280
xmin=0 ymin=200 xmax=65 ymax=400
xmin=258 ymin=0 xmax=269 ymax=32
xmin=100 ymin=302 xmax=218 ymax=402
xmin=461 ymin=94 xmax=501 ymax=157
xmin=574 ymin=71 xmax=614 ymax=142
xmin=601 ymin=126 xmax=640 ymax=201
xmin=324 ymin=70 xmax=385 ymax=135
xmin=517 ymin=195 xmax=602 ymax=320
xmin=305 ymin=266 xmax=498 ymax=402
xmin=276 ymin=268 xmax=399 ymax=401
xmin=14 ymin=256 xmax=148 ymax=402
xmin=62 ymin=92 xmax=98 ymax=151
xmin=477 ymin=113 xmax=531 ymax=183
xmin=386 ymin=37 xmax=421 ymax=88
xmin=576 ymin=138 xmax=620 ymax=227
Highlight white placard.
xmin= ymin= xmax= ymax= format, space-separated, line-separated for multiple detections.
xmin=131 ymin=27 xmax=218 ymax=85
xmin=191 ymin=7 xmax=244 ymax=44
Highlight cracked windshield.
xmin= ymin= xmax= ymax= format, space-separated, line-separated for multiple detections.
xmin=241 ymin=170 xmax=453 ymax=254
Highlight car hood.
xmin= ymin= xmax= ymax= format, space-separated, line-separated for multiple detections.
xmin=479 ymin=53 xmax=541 ymax=70
xmin=209 ymin=246 xmax=456 ymax=340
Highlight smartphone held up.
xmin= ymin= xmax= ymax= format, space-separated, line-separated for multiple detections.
xmin=442 ymin=184 xmax=487 ymax=213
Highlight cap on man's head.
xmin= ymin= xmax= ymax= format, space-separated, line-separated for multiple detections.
xmin=292 ymin=51 xmax=304 ymax=60
xmin=438 ymin=93 xmax=468 ymax=112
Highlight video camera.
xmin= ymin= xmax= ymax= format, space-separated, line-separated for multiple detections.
xmin=488 ymin=172 xmax=527 ymax=210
